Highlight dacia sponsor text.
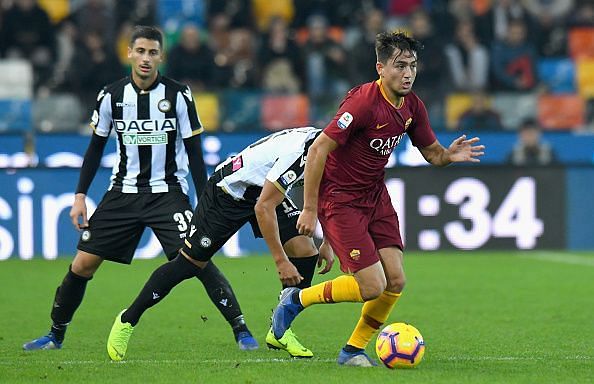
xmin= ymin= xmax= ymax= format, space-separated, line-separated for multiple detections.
xmin=113 ymin=118 xmax=177 ymax=133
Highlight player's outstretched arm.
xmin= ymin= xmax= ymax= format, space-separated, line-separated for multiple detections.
xmin=297 ymin=133 xmax=338 ymax=237
xmin=255 ymin=181 xmax=303 ymax=286
xmin=419 ymin=135 xmax=485 ymax=166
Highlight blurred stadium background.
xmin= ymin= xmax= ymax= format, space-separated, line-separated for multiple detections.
xmin=1 ymin=0 xmax=594 ymax=260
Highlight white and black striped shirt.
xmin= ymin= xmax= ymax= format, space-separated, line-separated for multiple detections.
xmin=216 ymin=127 xmax=321 ymax=201
xmin=90 ymin=74 xmax=203 ymax=194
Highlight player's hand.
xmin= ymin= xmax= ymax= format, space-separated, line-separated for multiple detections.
xmin=70 ymin=193 xmax=88 ymax=230
xmin=276 ymin=259 xmax=303 ymax=287
xmin=317 ymin=240 xmax=335 ymax=274
xmin=297 ymin=208 xmax=317 ymax=237
xmin=447 ymin=135 xmax=485 ymax=163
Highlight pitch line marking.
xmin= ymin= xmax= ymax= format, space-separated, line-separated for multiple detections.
xmin=520 ymin=252 xmax=594 ymax=267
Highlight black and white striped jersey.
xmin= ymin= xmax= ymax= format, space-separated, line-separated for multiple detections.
xmin=215 ymin=127 xmax=321 ymax=200
xmin=90 ymin=73 xmax=203 ymax=194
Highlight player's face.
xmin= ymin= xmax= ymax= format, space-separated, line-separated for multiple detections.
xmin=377 ymin=49 xmax=417 ymax=97
xmin=128 ymin=38 xmax=162 ymax=81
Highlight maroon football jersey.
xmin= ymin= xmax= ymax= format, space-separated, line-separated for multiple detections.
xmin=321 ymin=80 xmax=437 ymax=201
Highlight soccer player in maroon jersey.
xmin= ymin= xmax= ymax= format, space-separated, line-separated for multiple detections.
xmin=271 ymin=31 xmax=485 ymax=366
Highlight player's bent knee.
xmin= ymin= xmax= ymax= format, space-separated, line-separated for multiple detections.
xmin=71 ymin=251 xmax=102 ymax=278
xmin=386 ymin=274 xmax=406 ymax=293
xmin=359 ymin=280 xmax=387 ymax=301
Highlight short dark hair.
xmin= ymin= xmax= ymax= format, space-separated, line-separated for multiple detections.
xmin=375 ymin=31 xmax=423 ymax=64
xmin=129 ymin=25 xmax=163 ymax=48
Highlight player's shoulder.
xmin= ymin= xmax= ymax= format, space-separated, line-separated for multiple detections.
xmin=160 ymin=75 xmax=190 ymax=92
xmin=103 ymin=76 xmax=130 ymax=94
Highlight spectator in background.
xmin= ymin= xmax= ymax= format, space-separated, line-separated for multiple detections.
xmin=66 ymin=31 xmax=125 ymax=119
xmin=68 ymin=0 xmax=115 ymax=43
xmin=209 ymin=14 xmax=259 ymax=89
xmin=458 ymin=91 xmax=504 ymax=131
xmin=568 ymin=2 xmax=594 ymax=27
xmin=444 ymin=19 xmax=489 ymax=92
xmin=208 ymin=0 xmax=253 ymax=28
xmin=166 ymin=24 xmax=215 ymax=92
xmin=348 ymin=8 xmax=385 ymax=85
xmin=481 ymin=0 xmax=533 ymax=44
xmin=114 ymin=0 xmax=157 ymax=31
xmin=385 ymin=0 xmax=423 ymax=28
xmin=409 ymin=8 xmax=447 ymax=112
xmin=507 ymin=119 xmax=557 ymax=165
xmin=523 ymin=0 xmax=573 ymax=57
xmin=491 ymin=18 xmax=538 ymax=91
xmin=259 ymin=17 xmax=303 ymax=93
xmin=301 ymin=14 xmax=349 ymax=125
xmin=0 ymin=0 xmax=56 ymax=91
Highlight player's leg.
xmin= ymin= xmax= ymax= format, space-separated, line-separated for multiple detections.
xmin=24 ymin=191 xmax=144 ymax=351
xmin=23 ymin=251 xmax=102 ymax=350
xmin=343 ymin=188 xmax=405 ymax=365
xmin=149 ymin=188 xmax=258 ymax=350
xmin=108 ymin=184 xmax=254 ymax=359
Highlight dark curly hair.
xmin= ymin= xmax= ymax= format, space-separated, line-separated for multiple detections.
xmin=375 ymin=31 xmax=423 ymax=64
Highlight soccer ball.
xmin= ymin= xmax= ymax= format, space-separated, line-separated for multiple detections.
xmin=375 ymin=322 xmax=425 ymax=369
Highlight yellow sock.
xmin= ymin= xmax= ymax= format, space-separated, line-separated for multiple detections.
xmin=300 ymin=275 xmax=363 ymax=308
xmin=347 ymin=291 xmax=401 ymax=349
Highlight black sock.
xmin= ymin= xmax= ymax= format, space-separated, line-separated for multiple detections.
xmin=50 ymin=266 xmax=92 ymax=343
xmin=343 ymin=344 xmax=364 ymax=353
xmin=122 ymin=255 xmax=198 ymax=326
xmin=194 ymin=262 xmax=248 ymax=339
xmin=287 ymin=254 xmax=318 ymax=289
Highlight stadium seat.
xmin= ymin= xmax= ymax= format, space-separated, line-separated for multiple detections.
xmin=32 ymin=94 xmax=83 ymax=133
xmin=444 ymin=93 xmax=473 ymax=130
xmin=568 ymin=27 xmax=594 ymax=60
xmin=576 ymin=59 xmax=594 ymax=99
xmin=220 ymin=90 xmax=262 ymax=132
xmin=295 ymin=26 xmax=345 ymax=45
xmin=261 ymin=94 xmax=310 ymax=131
xmin=538 ymin=94 xmax=585 ymax=130
xmin=492 ymin=93 xmax=538 ymax=130
xmin=537 ymin=59 xmax=576 ymax=94
xmin=193 ymin=92 xmax=220 ymax=132
xmin=0 ymin=100 xmax=32 ymax=132
xmin=0 ymin=59 xmax=33 ymax=100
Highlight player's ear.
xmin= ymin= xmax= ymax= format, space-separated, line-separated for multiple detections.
xmin=376 ymin=61 xmax=383 ymax=77
xmin=127 ymin=46 xmax=132 ymax=59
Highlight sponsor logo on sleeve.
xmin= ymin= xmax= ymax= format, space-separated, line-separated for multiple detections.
xmin=281 ymin=170 xmax=297 ymax=185
xmin=337 ymin=112 xmax=353 ymax=130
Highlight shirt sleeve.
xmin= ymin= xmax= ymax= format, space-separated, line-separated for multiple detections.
xmin=407 ymin=97 xmax=437 ymax=148
xmin=265 ymin=151 xmax=304 ymax=194
xmin=323 ymin=87 xmax=370 ymax=146
xmin=89 ymin=88 xmax=112 ymax=137
xmin=176 ymin=85 xmax=203 ymax=139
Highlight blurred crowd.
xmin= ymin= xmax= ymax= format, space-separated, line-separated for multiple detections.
xmin=1 ymin=0 xmax=594 ymax=134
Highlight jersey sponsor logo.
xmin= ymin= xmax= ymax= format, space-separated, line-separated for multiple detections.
xmin=114 ymin=118 xmax=177 ymax=133
xmin=376 ymin=122 xmax=389 ymax=130
xmin=404 ymin=117 xmax=413 ymax=130
xmin=281 ymin=170 xmax=297 ymax=185
xmin=157 ymin=99 xmax=172 ymax=112
xmin=369 ymin=134 xmax=405 ymax=156
xmin=122 ymin=133 xmax=168 ymax=145
xmin=349 ymin=249 xmax=361 ymax=260
xmin=337 ymin=112 xmax=353 ymax=129
xmin=116 ymin=101 xmax=136 ymax=108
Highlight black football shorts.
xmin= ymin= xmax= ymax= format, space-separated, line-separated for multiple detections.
xmin=182 ymin=175 xmax=301 ymax=262
xmin=77 ymin=189 xmax=193 ymax=264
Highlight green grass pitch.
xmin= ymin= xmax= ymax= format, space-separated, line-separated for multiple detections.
xmin=1 ymin=251 xmax=593 ymax=383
